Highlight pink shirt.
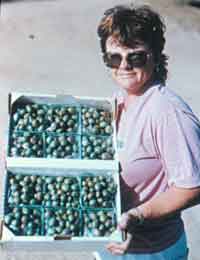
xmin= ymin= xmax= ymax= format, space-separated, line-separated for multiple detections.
xmin=115 ymin=83 xmax=200 ymax=252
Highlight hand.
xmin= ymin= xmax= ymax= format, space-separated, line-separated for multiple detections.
xmin=106 ymin=208 xmax=145 ymax=255
xmin=118 ymin=209 xmax=144 ymax=231
xmin=106 ymin=232 xmax=132 ymax=255
xmin=106 ymin=212 xmax=132 ymax=255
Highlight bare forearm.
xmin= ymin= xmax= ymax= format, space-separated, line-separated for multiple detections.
xmin=130 ymin=186 xmax=200 ymax=221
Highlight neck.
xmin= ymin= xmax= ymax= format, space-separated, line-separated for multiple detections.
xmin=124 ymin=78 xmax=157 ymax=110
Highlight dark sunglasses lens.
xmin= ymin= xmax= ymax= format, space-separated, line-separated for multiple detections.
xmin=128 ymin=52 xmax=148 ymax=68
xmin=104 ymin=53 xmax=122 ymax=68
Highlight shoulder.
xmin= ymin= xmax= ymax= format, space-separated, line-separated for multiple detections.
xmin=149 ymin=84 xmax=195 ymax=120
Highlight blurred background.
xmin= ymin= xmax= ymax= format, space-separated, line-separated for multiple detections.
xmin=0 ymin=0 xmax=200 ymax=259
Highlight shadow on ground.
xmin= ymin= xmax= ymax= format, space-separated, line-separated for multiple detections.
xmin=176 ymin=0 xmax=200 ymax=7
xmin=189 ymin=0 xmax=200 ymax=7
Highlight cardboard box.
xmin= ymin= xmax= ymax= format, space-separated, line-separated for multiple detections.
xmin=7 ymin=92 xmax=119 ymax=170
xmin=0 ymin=165 xmax=122 ymax=251
xmin=0 ymin=92 xmax=122 ymax=251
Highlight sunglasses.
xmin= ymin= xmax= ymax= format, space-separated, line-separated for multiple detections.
xmin=103 ymin=51 xmax=151 ymax=70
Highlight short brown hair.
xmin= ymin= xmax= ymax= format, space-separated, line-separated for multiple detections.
xmin=97 ymin=4 xmax=168 ymax=84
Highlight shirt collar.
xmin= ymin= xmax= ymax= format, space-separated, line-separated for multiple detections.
xmin=113 ymin=82 xmax=162 ymax=105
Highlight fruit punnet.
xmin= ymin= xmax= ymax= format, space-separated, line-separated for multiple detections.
xmin=45 ymin=134 xmax=79 ymax=158
xmin=46 ymin=106 xmax=78 ymax=133
xmin=10 ymin=132 xmax=43 ymax=158
xmin=81 ymin=175 xmax=117 ymax=208
xmin=12 ymin=104 xmax=48 ymax=132
xmin=84 ymin=210 xmax=116 ymax=237
xmin=4 ymin=207 xmax=41 ymax=236
xmin=43 ymin=176 xmax=80 ymax=208
xmin=81 ymin=107 xmax=113 ymax=135
xmin=44 ymin=208 xmax=81 ymax=236
xmin=81 ymin=135 xmax=114 ymax=160
xmin=8 ymin=174 xmax=43 ymax=205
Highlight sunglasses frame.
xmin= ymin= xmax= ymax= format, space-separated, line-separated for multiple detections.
xmin=103 ymin=50 xmax=151 ymax=70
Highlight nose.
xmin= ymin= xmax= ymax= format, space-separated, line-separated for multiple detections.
xmin=119 ymin=56 xmax=132 ymax=71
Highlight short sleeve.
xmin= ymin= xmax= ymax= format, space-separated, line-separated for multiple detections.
xmin=156 ymin=105 xmax=200 ymax=188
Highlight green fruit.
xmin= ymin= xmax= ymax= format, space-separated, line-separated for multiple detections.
xmin=48 ymin=217 xmax=56 ymax=227
xmin=47 ymin=228 xmax=55 ymax=236
xmin=89 ymin=199 xmax=96 ymax=207
xmin=93 ymin=229 xmax=101 ymax=236
xmin=61 ymin=183 xmax=69 ymax=192
xmin=4 ymin=214 xmax=12 ymax=225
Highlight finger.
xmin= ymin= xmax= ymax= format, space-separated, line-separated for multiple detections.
xmin=107 ymin=242 xmax=127 ymax=251
xmin=110 ymin=248 xmax=125 ymax=255
xmin=106 ymin=233 xmax=132 ymax=255
xmin=107 ymin=234 xmax=132 ymax=250
xmin=107 ymin=244 xmax=126 ymax=255
xmin=106 ymin=242 xmax=120 ymax=250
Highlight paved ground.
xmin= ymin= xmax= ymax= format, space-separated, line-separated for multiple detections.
xmin=0 ymin=0 xmax=200 ymax=259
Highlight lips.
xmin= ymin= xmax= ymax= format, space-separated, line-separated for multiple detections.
xmin=117 ymin=73 xmax=136 ymax=78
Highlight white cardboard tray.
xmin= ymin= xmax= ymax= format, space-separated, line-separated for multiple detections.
xmin=0 ymin=166 xmax=122 ymax=251
xmin=7 ymin=92 xmax=119 ymax=170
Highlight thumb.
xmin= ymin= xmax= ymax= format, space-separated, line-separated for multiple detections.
xmin=118 ymin=213 xmax=130 ymax=230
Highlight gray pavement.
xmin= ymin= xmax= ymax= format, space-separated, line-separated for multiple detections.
xmin=0 ymin=0 xmax=200 ymax=259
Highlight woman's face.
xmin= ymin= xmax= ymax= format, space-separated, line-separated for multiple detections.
xmin=105 ymin=36 xmax=155 ymax=95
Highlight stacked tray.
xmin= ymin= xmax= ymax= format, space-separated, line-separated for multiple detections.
xmin=4 ymin=172 xmax=117 ymax=237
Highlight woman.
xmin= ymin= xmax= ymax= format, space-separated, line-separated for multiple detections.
xmin=95 ymin=4 xmax=200 ymax=260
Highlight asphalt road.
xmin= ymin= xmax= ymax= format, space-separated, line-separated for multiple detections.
xmin=0 ymin=0 xmax=200 ymax=259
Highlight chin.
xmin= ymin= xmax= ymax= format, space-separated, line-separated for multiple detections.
xmin=119 ymin=82 xmax=139 ymax=92
xmin=124 ymin=87 xmax=139 ymax=94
